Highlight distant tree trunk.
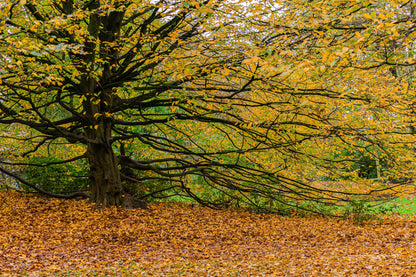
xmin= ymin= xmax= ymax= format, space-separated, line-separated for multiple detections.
xmin=375 ymin=154 xmax=381 ymax=180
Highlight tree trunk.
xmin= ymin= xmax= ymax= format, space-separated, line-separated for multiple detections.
xmin=86 ymin=142 xmax=147 ymax=209
xmin=87 ymin=142 xmax=123 ymax=206
xmin=79 ymin=3 xmax=145 ymax=209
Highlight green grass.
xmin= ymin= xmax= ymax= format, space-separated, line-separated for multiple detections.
xmin=337 ymin=196 xmax=416 ymax=225
xmin=157 ymin=190 xmax=416 ymax=218
xmin=375 ymin=197 xmax=416 ymax=215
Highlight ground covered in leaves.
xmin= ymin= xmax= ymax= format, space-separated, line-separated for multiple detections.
xmin=1 ymin=191 xmax=416 ymax=276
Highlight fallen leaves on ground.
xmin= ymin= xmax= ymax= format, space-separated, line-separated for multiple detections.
xmin=1 ymin=191 xmax=416 ymax=276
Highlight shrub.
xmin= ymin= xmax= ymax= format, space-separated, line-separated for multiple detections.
xmin=342 ymin=198 xmax=375 ymax=225
xmin=22 ymin=156 xmax=90 ymax=194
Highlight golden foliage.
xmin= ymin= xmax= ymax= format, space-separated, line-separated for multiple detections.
xmin=1 ymin=0 xmax=416 ymax=208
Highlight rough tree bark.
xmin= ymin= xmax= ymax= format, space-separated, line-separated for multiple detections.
xmin=86 ymin=141 xmax=140 ymax=208
xmin=85 ymin=118 xmax=146 ymax=208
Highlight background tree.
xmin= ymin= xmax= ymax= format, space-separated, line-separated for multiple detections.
xmin=1 ymin=0 xmax=415 ymax=212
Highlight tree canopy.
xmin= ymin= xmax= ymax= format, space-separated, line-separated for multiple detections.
xmin=1 ymin=0 xmax=416 ymax=212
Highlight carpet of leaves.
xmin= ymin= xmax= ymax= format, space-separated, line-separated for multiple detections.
xmin=1 ymin=191 xmax=416 ymax=276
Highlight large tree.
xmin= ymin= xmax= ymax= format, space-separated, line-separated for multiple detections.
xmin=1 ymin=0 xmax=415 ymax=211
